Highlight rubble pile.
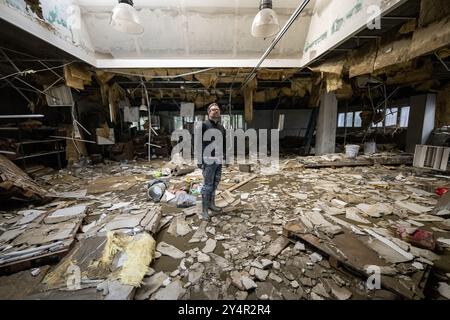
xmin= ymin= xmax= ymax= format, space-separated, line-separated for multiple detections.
xmin=0 ymin=155 xmax=449 ymax=300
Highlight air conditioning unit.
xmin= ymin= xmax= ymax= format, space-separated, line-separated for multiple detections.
xmin=44 ymin=85 xmax=74 ymax=106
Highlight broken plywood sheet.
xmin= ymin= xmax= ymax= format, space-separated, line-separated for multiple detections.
xmin=87 ymin=175 xmax=147 ymax=194
xmin=0 ymin=154 xmax=48 ymax=201
xmin=11 ymin=220 xmax=80 ymax=247
xmin=44 ymin=205 xmax=87 ymax=224
xmin=283 ymin=221 xmax=428 ymax=300
xmin=103 ymin=212 xmax=146 ymax=231
xmin=0 ymin=239 xmax=73 ymax=275
xmin=38 ymin=236 xmax=108 ymax=291
xmin=0 ymin=205 xmax=84 ymax=273
xmin=14 ymin=210 xmax=46 ymax=226
xmin=37 ymin=232 xmax=155 ymax=298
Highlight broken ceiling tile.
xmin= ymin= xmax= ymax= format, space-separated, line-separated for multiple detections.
xmin=202 ymin=238 xmax=217 ymax=254
xmin=107 ymin=202 xmax=131 ymax=211
xmin=345 ymin=207 xmax=371 ymax=224
xmin=331 ymin=199 xmax=347 ymax=208
xmin=156 ymin=242 xmax=186 ymax=259
xmin=152 ymin=279 xmax=186 ymax=300
xmin=103 ymin=213 xmax=146 ymax=231
xmin=167 ymin=215 xmax=192 ymax=237
xmin=265 ymin=236 xmax=290 ymax=257
xmin=437 ymin=238 xmax=450 ymax=248
xmin=14 ymin=210 xmax=46 ymax=226
xmin=44 ymin=205 xmax=87 ymax=224
xmin=364 ymin=228 xmax=414 ymax=261
xmin=394 ymin=201 xmax=432 ymax=214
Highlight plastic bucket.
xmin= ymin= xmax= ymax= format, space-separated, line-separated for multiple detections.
xmin=364 ymin=142 xmax=376 ymax=155
xmin=345 ymin=144 xmax=360 ymax=158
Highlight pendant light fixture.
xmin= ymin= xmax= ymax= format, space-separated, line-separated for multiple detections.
xmin=111 ymin=0 xmax=144 ymax=35
xmin=139 ymin=86 xmax=148 ymax=111
xmin=251 ymin=0 xmax=280 ymax=38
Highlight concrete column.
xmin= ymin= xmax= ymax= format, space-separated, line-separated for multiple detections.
xmin=315 ymin=92 xmax=337 ymax=155
xmin=406 ymin=94 xmax=436 ymax=153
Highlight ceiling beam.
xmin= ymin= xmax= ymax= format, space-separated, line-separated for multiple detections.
xmin=96 ymin=59 xmax=303 ymax=68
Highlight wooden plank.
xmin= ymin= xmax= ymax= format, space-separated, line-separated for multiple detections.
xmin=219 ymin=174 xmax=258 ymax=194
xmin=283 ymin=221 xmax=428 ymax=300
xmin=304 ymin=160 xmax=372 ymax=169
xmin=0 ymin=216 xmax=83 ymax=275
xmin=0 ymin=154 xmax=48 ymax=201
xmin=0 ymin=248 xmax=70 ymax=276
xmin=363 ymin=228 xmax=414 ymax=261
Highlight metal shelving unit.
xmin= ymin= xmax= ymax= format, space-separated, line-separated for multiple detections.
xmin=0 ymin=115 xmax=66 ymax=169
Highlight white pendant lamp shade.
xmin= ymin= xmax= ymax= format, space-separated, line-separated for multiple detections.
xmin=111 ymin=1 xmax=144 ymax=35
xmin=251 ymin=1 xmax=280 ymax=38
xmin=140 ymin=91 xmax=147 ymax=111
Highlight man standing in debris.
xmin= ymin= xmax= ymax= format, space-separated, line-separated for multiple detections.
xmin=198 ymin=103 xmax=227 ymax=221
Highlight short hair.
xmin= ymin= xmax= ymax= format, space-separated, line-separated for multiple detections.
xmin=207 ymin=103 xmax=219 ymax=113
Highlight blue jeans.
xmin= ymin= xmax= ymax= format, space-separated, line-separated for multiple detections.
xmin=201 ymin=163 xmax=222 ymax=199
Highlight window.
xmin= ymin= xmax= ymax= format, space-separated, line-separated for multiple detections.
xmin=346 ymin=112 xmax=354 ymax=127
xmin=222 ymin=114 xmax=244 ymax=129
xmin=338 ymin=113 xmax=346 ymax=127
xmin=234 ymin=114 xmax=244 ymax=129
xmin=354 ymin=111 xmax=362 ymax=127
xmin=400 ymin=106 xmax=410 ymax=128
xmin=173 ymin=116 xmax=183 ymax=130
xmin=278 ymin=114 xmax=285 ymax=130
xmin=221 ymin=115 xmax=231 ymax=129
xmin=384 ymin=107 xmax=398 ymax=127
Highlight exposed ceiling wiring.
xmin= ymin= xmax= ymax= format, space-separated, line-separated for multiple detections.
xmin=103 ymin=67 xmax=216 ymax=80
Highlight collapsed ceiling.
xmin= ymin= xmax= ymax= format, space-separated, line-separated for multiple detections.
xmin=0 ymin=0 xmax=449 ymax=115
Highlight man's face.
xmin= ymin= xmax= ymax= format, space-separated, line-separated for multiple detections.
xmin=208 ymin=105 xmax=221 ymax=121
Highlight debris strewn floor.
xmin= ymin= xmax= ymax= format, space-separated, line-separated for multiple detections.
xmin=0 ymin=154 xmax=450 ymax=300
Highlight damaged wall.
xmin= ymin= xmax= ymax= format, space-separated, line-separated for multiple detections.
xmin=0 ymin=0 xmax=96 ymax=64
